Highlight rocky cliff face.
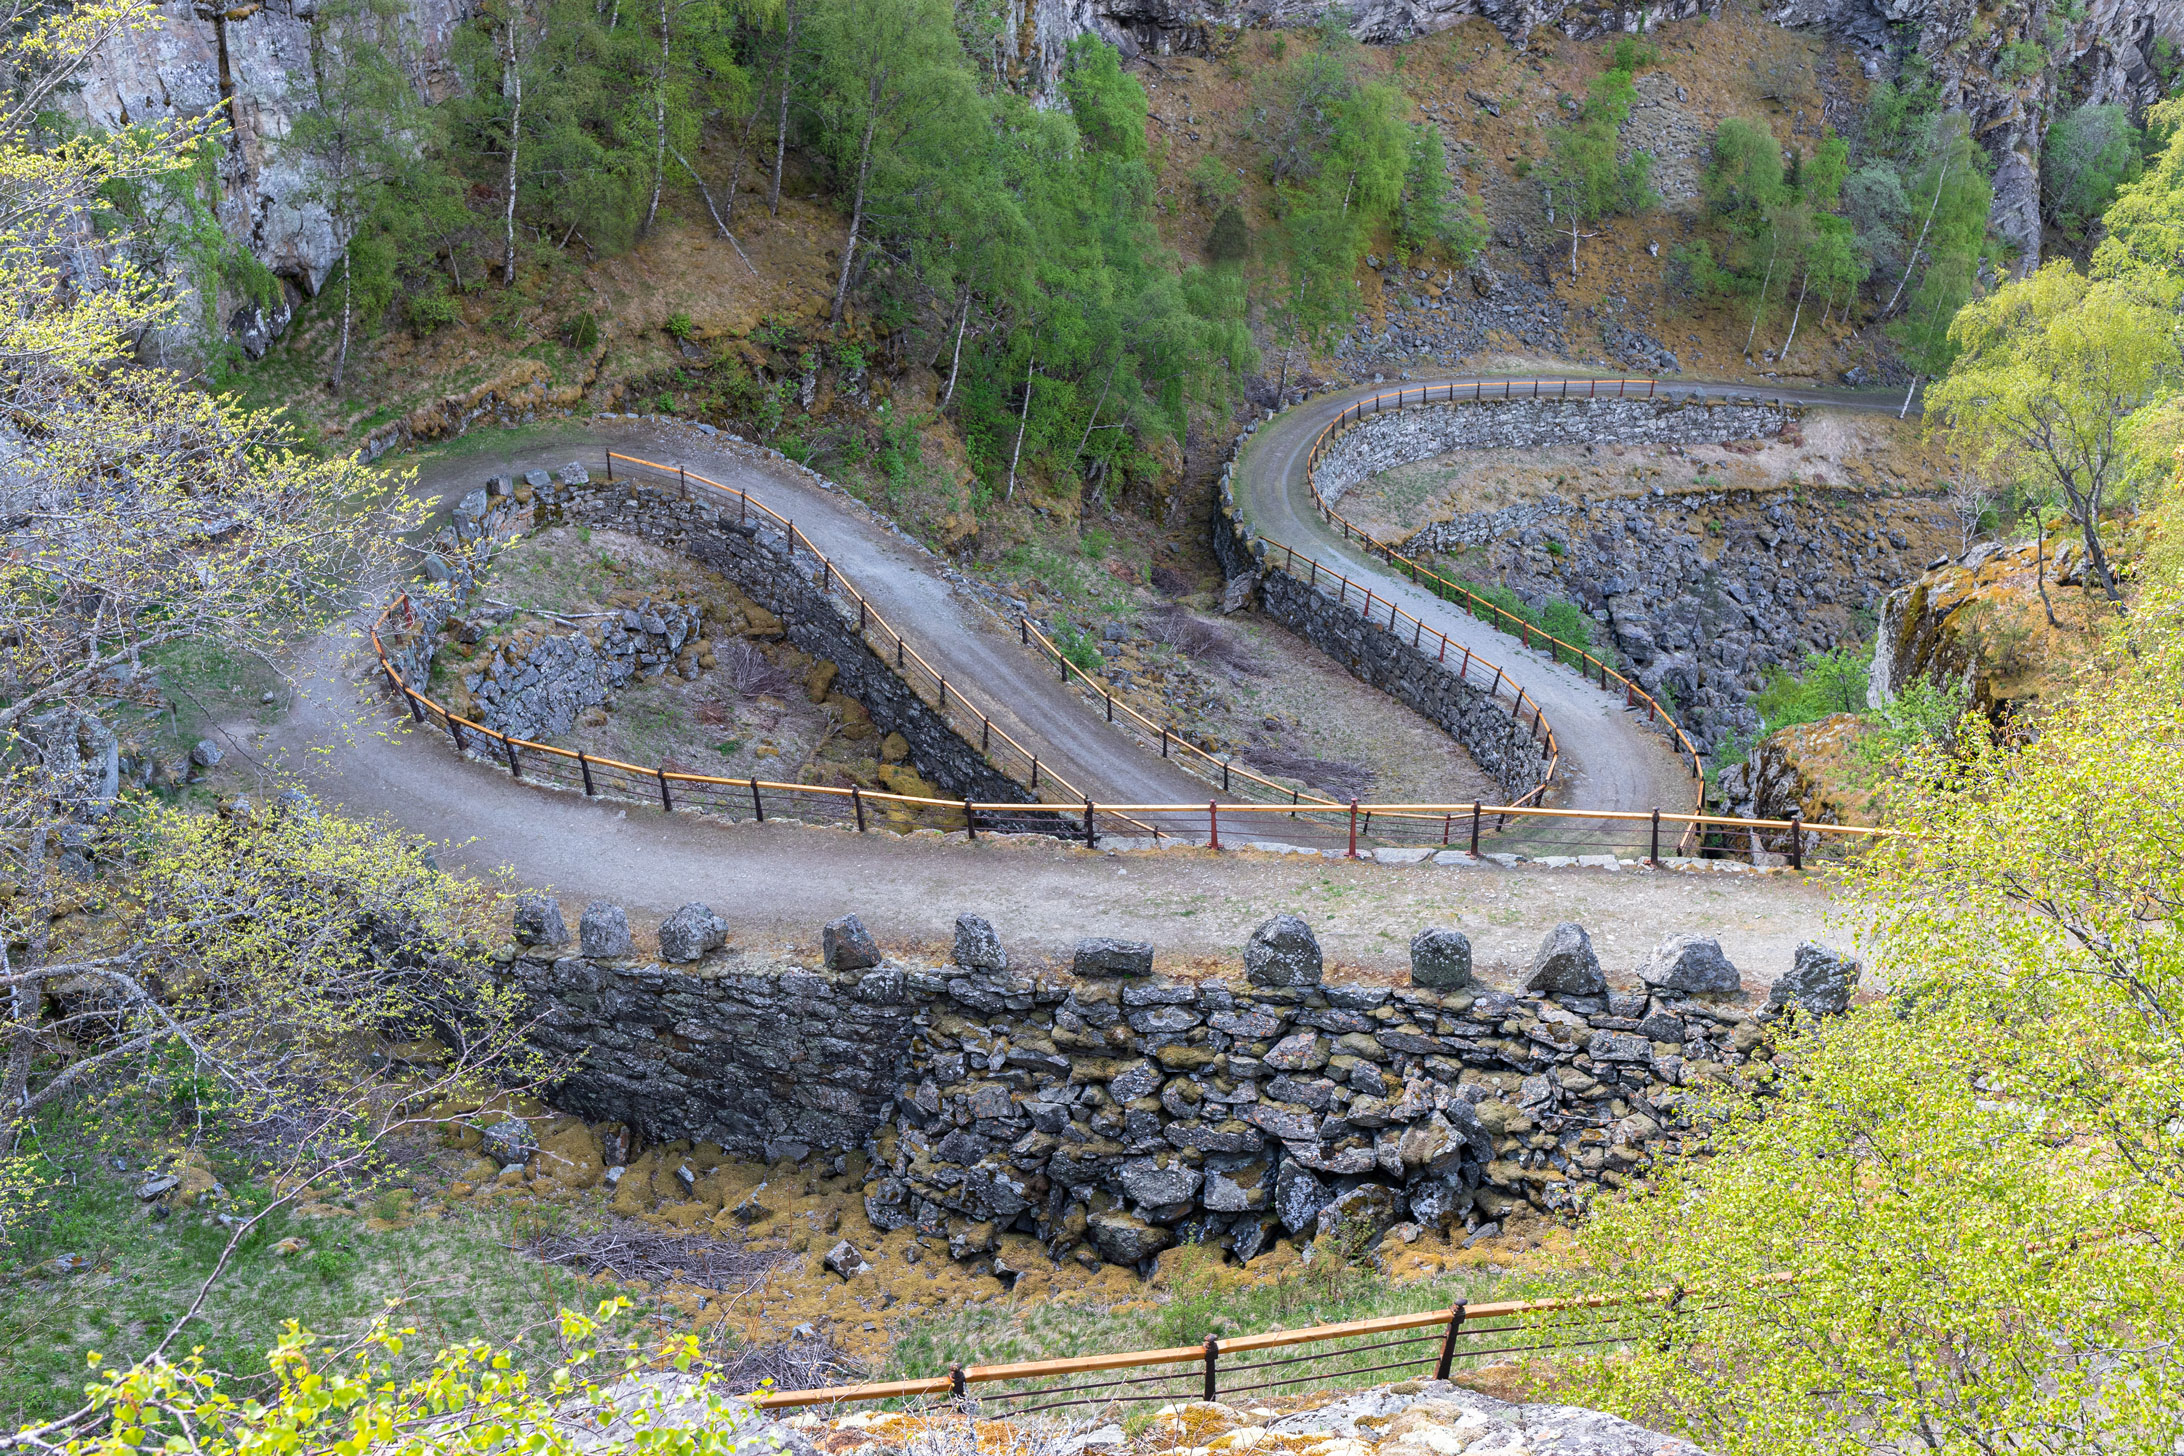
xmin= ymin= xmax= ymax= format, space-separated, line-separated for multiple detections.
xmin=60 ymin=0 xmax=474 ymax=318
xmin=1766 ymin=0 xmax=2184 ymax=270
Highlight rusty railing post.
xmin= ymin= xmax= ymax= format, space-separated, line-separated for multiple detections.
xmin=1203 ymin=1336 xmax=1220 ymax=1401
xmin=606 ymin=452 xmax=614 ymax=482
xmin=578 ymin=751 xmax=596 ymax=796
xmin=1789 ymin=809 xmax=1804 ymax=871
xmin=1084 ymin=799 xmax=1096 ymax=848
xmin=1434 ymin=1301 xmax=1469 ymax=1381
xmin=1469 ymin=800 xmax=1482 ymax=856
xmin=1650 ymin=808 xmax=1662 ymax=867
xmin=852 ymin=785 xmax=867 ymax=832
xmin=449 ymin=717 xmax=466 ymax=754
xmin=963 ymin=800 xmax=977 ymax=840
xmin=504 ymin=735 xmax=521 ymax=778
xmin=1030 ymin=756 xmax=1039 ymax=789
xmin=750 ymin=778 xmax=764 ymax=822
xmin=657 ymin=767 xmax=673 ymax=812
xmin=1208 ymin=801 xmax=1219 ymax=851
xmin=1347 ymin=799 xmax=1360 ymax=859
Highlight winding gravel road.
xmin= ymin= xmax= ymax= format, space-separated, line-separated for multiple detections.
xmin=1228 ymin=372 xmax=1910 ymax=851
xmin=227 ymin=385 xmax=1895 ymax=972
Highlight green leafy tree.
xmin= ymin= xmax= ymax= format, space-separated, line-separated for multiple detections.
xmin=1393 ymin=122 xmax=1485 ymax=264
xmin=1561 ymin=515 xmax=2184 ymax=1454
xmin=1926 ymin=263 xmax=2181 ymax=604
xmin=2094 ymin=96 xmax=2184 ymax=290
xmin=1541 ymin=67 xmax=1655 ymax=278
xmin=2043 ymin=100 xmax=2143 ymax=234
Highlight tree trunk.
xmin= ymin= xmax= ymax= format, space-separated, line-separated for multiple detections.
xmin=828 ymin=72 xmax=881 ymax=328
xmin=333 ymin=252 xmax=352 ymax=391
xmin=2078 ymin=511 xmax=2126 ymax=605
xmin=501 ymin=16 xmax=522 ymax=286
xmin=1005 ymin=354 xmax=1035 ymax=502
xmin=1780 ymin=267 xmax=1811 ymax=361
xmin=1569 ymin=216 xmax=1580 ymax=280
xmin=769 ymin=0 xmax=797 ymax=217
xmin=1 ymin=814 xmax=54 ymax=1160
xmin=940 ymin=288 xmax=969 ymax=408
xmin=642 ymin=0 xmax=670 ymax=235
xmin=1885 ymin=154 xmax=1951 ymax=319
xmin=2033 ymin=511 xmax=2062 ymax=629
xmin=1744 ymin=234 xmax=1778 ymax=357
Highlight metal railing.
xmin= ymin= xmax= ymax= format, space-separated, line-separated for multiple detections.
xmin=1297 ymin=378 xmax=1716 ymax=812
xmin=750 ymin=1282 xmax=1731 ymax=1412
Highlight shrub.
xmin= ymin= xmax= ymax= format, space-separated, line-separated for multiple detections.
xmin=566 ymin=311 xmax=600 ymax=350
xmin=663 ymin=311 xmax=694 ymax=340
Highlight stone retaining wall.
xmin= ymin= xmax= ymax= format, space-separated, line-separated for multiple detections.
xmin=499 ymin=476 xmax=1037 ymax=817
xmin=1310 ymin=395 xmax=1799 ymax=509
xmin=1211 ymin=435 xmax=1550 ymax=804
xmin=515 ymin=898 xmax=1857 ymax=1271
xmin=462 ymin=600 xmax=705 ymax=742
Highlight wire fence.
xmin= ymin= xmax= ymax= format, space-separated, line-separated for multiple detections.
xmin=1298 ymin=378 xmax=1718 ymax=813
xmin=748 ymin=1286 xmax=1718 ymax=1413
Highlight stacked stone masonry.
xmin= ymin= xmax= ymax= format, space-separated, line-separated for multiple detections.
xmin=404 ymin=465 xmax=1039 ymax=820
xmin=516 ymin=902 xmax=1856 ymax=1271
xmin=1310 ymin=395 xmax=1797 ymax=509
xmin=462 ymin=600 xmax=705 ymax=743
xmin=1211 ymin=427 xmax=1551 ymax=803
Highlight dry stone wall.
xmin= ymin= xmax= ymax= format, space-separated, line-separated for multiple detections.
xmin=1311 ymin=395 xmax=1798 ymax=510
xmin=1211 ymin=440 xmax=1552 ymax=804
xmin=514 ymin=900 xmax=1857 ymax=1270
xmin=502 ymin=473 xmax=1035 ymax=814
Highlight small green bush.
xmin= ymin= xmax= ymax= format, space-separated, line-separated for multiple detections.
xmin=664 ymin=311 xmax=694 ymax=340
xmin=566 ymin=311 xmax=600 ymax=350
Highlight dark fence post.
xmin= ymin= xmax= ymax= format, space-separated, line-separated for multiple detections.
xmin=1030 ymin=756 xmax=1039 ymax=790
xmin=1208 ymin=802 xmax=1220 ymax=851
xmin=657 ymin=768 xmax=672 ymax=812
xmin=852 ymin=785 xmax=867 ymax=832
xmin=1470 ymin=801 xmax=1482 ymax=856
xmin=1347 ymin=800 xmax=1360 ymax=859
xmin=579 ymin=751 xmax=595 ymax=796
xmin=1434 ymin=1301 xmax=1469 ymax=1381
xmin=1084 ymin=799 xmax=1097 ymax=848
xmin=449 ymin=718 xmax=467 ymax=754
xmin=1650 ymin=807 xmax=1662 ymax=867
xmin=504 ymin=736 xmax=521 ymax=778
xmin=1203 ymin=1336 xmax=1220 ymax=1401
xmin=949 ymin=1364 xmax=966 ymax=1407
xmin=750 ymin=778 xmax=764 ymax=822
xmin=963 ymin=800 xmax=977 ymax=840
xmin=1789 ymin=809 xmax=1804 ymax=870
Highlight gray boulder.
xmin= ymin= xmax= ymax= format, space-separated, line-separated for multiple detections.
xmin=1525 ymin=922 xmax=1605 ymax=996
xmin=1229 ymin=1213 xmax=1283 ymax=1262
xmin=453 ymin=488 xmax=490 ymax=525
xmin=1771 ymin=941 xmax=1860 ymax=1016
xmin=822 ymin=1240 xmax=871 ymax=1279
xmin=1409 ymin=927 xmax=1473 ymax=989
xmin=952 ymin=913 xmax=1006 ymax=972
xmin=1407 ymin=1177 xmax=1475 ymax=1232
xmin=658 ymin=902 xmax=728 ymax=963
xmin=188 ymin=738 xmax=224 ymax=770
xmin=579 ymin=901 xmax=632 ymax=958
xmin=822 ymin=915 xmax=881 ymax=971
xmin=1274 ymin=1162 xmax=1332 ymax=1232
xmin=1314 ymin=1183 xmax=1403 ymax=1254
xmin=1202 ymin=1160 xmax=1270 ymax=1213
xmin=1073 ymin=936 xmax=1154 ymax=977
xmin=1639 ymin=934 xmax=1742 ymax=996
xmin=512 ymin=893 xmax=569 ymax=949
xmin=1087 ymin=1210 xmax=1174 ymax=1266
xmin=1246 ymin=914 xmax=1323 ymax=988
xmin=480 ymin=1118 xmax=536 ymax=1167
xmin=1120 ymin=1156 xmax=1203 ymax=1217
xmin=558 ymin=461 xmax=591 ymax=485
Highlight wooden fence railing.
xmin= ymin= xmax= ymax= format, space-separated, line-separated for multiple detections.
xmin=1297 ymin=378 xmax=1720 ymax=813
xmin=748 ymin=1281 xmax=1733 ymax=1411
xmin=1017 ymin=553 xmax=1558 ymax=817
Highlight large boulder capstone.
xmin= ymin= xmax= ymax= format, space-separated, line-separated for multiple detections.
xmin=952 ymin=913 xmax=1006 ymax=972
xmin=658 ymin=903 xmax=728 ymax=963
xmin=1638 ymin=934 xmax=1742 ymax=996
xmin=1770 ymin=941 xmax=1860 ymax=1016
xmin=513 ymin=893 xmax=568 ymax=949
xmin=823 ymin=915 xmax=881 ymax=971
xmin=579 ymin=901 xmax=632 ymax=959
xmin=1246 ymin=914 xmax=1322 ymax=987
xmin=1074 ymin=936 xmax=1154 ymax=977
xmin=1410 ymin=927 xmax=1472 ymax=989
xmin=1525 ymin=922 xmax=1604 ymax=996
